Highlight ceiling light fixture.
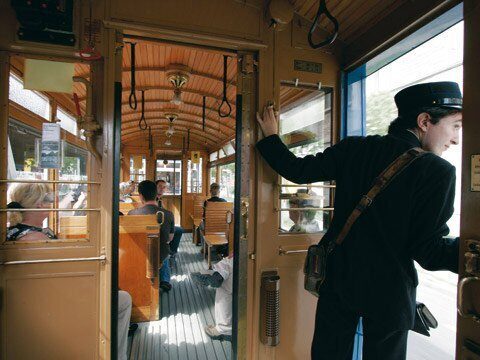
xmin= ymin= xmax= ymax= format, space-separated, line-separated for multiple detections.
xmin=166 ymin=64 xmax=191 ymax=105
xmin=165 ymin=113 xmax=178 ymax=136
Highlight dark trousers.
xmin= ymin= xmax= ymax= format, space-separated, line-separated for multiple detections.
xmin=169 ymin=226 xmax=183 ymax=254
xmin=311 ymin=290 xmax=408 ymax=360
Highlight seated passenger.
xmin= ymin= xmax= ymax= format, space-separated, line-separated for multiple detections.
xmin=118 ymin=290 xmax=132 ymax=360
xmin=205 ymin=182 xmax=227 ymax=205
xmin=6 ymin=183 xmax=57 ymax=241
xmin=156 ymin=179 xmax=184 ymax=258
xmin=129 ymin=180 xmax=175 ymax=292
xmin=191 ymin=254 xmax=233 ymax=340
xmin=119 ymin=181 xmax=136 ymax=203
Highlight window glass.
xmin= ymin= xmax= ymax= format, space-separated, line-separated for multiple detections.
xmin=209 ymin=166 xmax=217 ymax=187
xmin=218 ymin=148 xmax=226 ymax=159
xmin=9 ymin=73 xmax=50 ymax=120
xmin=364 ymin=21 xmax=463 ymax=360
xmin=156 ymin=159 xmax=182 ymax=195
xmin=222 ymin=141 xmax=235 ymax=156
xmin=218 ymin=163 xmax=235 ymax=202
xmin=209 ymin=151 xmax=218 ymax=162
xmin=278 ymin=86 xmax=333 ymax=234
xmin=130 ymin=156 xmax=146 ymax=182
xmin=56 ymin=107 xmax=78 ymax=136
xmin=7 ymin=119 xmax=47 ymax=180
xmin=187 ymin=158 xmax=203 ymax=193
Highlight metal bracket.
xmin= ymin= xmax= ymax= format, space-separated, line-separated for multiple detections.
xmin=465 ymin=239 xmax=480 ymax=275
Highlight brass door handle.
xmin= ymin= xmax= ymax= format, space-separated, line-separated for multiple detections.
xmin=458 ymin=276 xmax=480 ymax=323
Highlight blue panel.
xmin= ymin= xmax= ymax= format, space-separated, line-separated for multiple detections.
xmin=342 ymin=65 xmax=366 ymax=139
xmin=352 ymin=318 xmax=363 ymax=360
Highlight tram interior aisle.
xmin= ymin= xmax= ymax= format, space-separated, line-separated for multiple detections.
xmin=127 ymin=233 xmax=231 ymax=360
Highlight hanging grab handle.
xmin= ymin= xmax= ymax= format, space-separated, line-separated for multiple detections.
xmin=308 ymin=0 xmax=339 ymax=49
xmin=202 ymin=96 xmax=206 ymax=131
xmin=218 ymin=55 xmax=232 ymax=118
xmin=138 ymin=90 xmax=148 ymax=130
xmin=128 ymin=42 xmax=138 ymax=110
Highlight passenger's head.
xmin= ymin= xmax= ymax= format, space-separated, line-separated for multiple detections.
xmin=7 ymin=183 xmax=54 ymax=226
xmin=155 ymin=179 xmax=167 ymax=197
xmin=137 ymin=180 xmax=157 ymax=203
xmin=388 ymin=81 xmax=462 ymax=155
xmin=210 ymin=183 xmax=220 ymax=197
xmin=119 ymin=181 xmax=135 ymax=197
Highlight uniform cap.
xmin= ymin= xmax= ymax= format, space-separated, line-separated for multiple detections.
xmin=394 ymin=81 xmax=462 ymax=115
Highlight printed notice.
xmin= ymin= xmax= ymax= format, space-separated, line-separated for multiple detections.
xmin=41 ymin=123 xmax=61 ymax=169
xmin=471 ymin=154 xmax=480 ymax=191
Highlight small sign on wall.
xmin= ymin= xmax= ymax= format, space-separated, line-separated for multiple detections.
xmin=40 ymin=123 xmax=61 ymax=169
xmin=471 ymin=155 xmax=480 ymax=191
xmin=133 ymin=156 xmax=143 ymax=170
xmin=191 ymin=151 xmax=200 ymax=164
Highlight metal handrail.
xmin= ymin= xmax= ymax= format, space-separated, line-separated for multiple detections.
xmin=276 ymin=207 xmax=334 ymax=212
xmin=1 ymin=254 xmax=106 ymax=266
xmin=278 ymin=184 xmax=336 ymax=189
xmin=0 ymin=179 xmax=101 ymax=185
xmin=279 ymin=247 xmax=308 ymax=255
xmin=0 ymin=208 xmax=101 ymax=212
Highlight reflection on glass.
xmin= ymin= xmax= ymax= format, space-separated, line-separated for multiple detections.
xmin=6 ymin=182 xmax=56 ymax=241
xmin=130 ymin=156 xmax=146 ymax=182
xmin=278 ymin=85 xmax=333 ymax=234
xmin=187 ymin=158 xmax=203 ymax=193
xmin=218 ymin=163 xmax=235 ymax=202
xmin=8 ymin=119 xmax=47 ymax=180
xmin=156 ymin=159 xmax=182 ymax=195
xmin=209 ymin=166 xmax=217 ymax=187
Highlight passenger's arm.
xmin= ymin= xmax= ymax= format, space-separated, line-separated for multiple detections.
xmin=409 ymin=166 xmax=459 ymax=273
xmin=256 ymin=104 xmax=346 ymax=183
xmin=256 ymin=135 xmax=347 ymax=184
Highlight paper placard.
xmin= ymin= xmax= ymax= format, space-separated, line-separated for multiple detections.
xmin=41 ymin=123 xmax=61 ymax=169
xmin=191 ymin=151 xmax=200 ymax=164
xmin=133 ymin=156 xmax=143 ymax=170
xmin=24 ymin=59 xmax=74 ymax=93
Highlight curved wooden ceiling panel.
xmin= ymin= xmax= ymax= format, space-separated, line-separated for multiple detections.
xmin=120 ymin=39 xmax=237 ymax=149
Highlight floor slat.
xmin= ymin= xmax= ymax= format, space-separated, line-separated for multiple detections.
xmin=128 ymin=233 xmax=232 ymax=360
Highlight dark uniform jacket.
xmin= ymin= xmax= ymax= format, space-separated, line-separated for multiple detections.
xmin=256 ymin=129 xmax=458 ymax=330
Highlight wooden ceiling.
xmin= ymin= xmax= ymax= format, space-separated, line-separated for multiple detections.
xmin=291 ymin=0 xmax=407 ymax=45
xmin=120 ymin=39 xmax=237 ymax=152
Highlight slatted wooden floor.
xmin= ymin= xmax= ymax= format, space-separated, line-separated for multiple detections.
xmin=128 ymin=233 xmax=232 ymax=360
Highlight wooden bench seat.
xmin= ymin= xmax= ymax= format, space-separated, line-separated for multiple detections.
xmin=190 ymin=195 xmax=207 ymax=245
xmin=119 ymin=215 xmax=161 ymax=322
xmin=58 ymin=216 xmax=87 ymax=239
xmin=202 ymin=202 xmax=233 ymax=269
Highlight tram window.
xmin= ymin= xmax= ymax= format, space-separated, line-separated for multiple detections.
xmin=209 ymin=166 xmax=217 ymax=186
xmin=363 ymin=20 xmax=463 ymax=360
xmin=129 ymin=156 xmax=146 ymax=182
xmin=222 ymin=141 xmax=235 ymax=156
xmin=7 ymin=120 xmax=47 ymax=180
xmin=56 ymin=107 xmax=78 ymax=136
xmin=9 ymin=73 xmax=51 ymax=120
xmin=156 ymin=159 xmax=182 ymax=195
xmin=277 ymin=85 xmax=333 ymax=234
xmin=187 ymin=158 xmax=203 ymax=194
xmin=218 ymin=163 xmax=235 ymax=202
xmin=209 ymin=151 xmax=218 ymax=162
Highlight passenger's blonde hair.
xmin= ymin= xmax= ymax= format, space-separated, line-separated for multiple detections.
xmin=7 ymin=183 xmax=52 ymax=226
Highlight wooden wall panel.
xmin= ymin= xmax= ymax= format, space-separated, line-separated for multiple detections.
xmin=1 ymin=262 xmax=99 ymax=360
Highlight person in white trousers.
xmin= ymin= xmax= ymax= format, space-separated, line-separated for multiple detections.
xmin=191 ymin=255 xmax=233 ymax=339
xmin=118 ymin=290 xmax=132 ymax=360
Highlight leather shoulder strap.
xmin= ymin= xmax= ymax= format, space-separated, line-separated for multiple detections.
xmin=335 ymin=147 xmax=426 ymax=245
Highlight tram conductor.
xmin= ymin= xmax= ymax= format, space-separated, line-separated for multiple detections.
xmin=256 ymin=82 xmax=462 ymax=360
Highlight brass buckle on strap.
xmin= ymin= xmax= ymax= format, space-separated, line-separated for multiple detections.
xmin=356 ymin=195 xmax=372 ymax=212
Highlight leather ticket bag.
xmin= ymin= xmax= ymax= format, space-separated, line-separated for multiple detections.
xmin=303 ymin=147 xmax=426 ymax=297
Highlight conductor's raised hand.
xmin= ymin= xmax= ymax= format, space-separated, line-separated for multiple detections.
xmin=257 ymin=104 xmax=279 ymax=137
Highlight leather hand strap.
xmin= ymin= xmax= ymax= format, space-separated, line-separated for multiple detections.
xmin=335 ymin=147 xmax=426 ymax=245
